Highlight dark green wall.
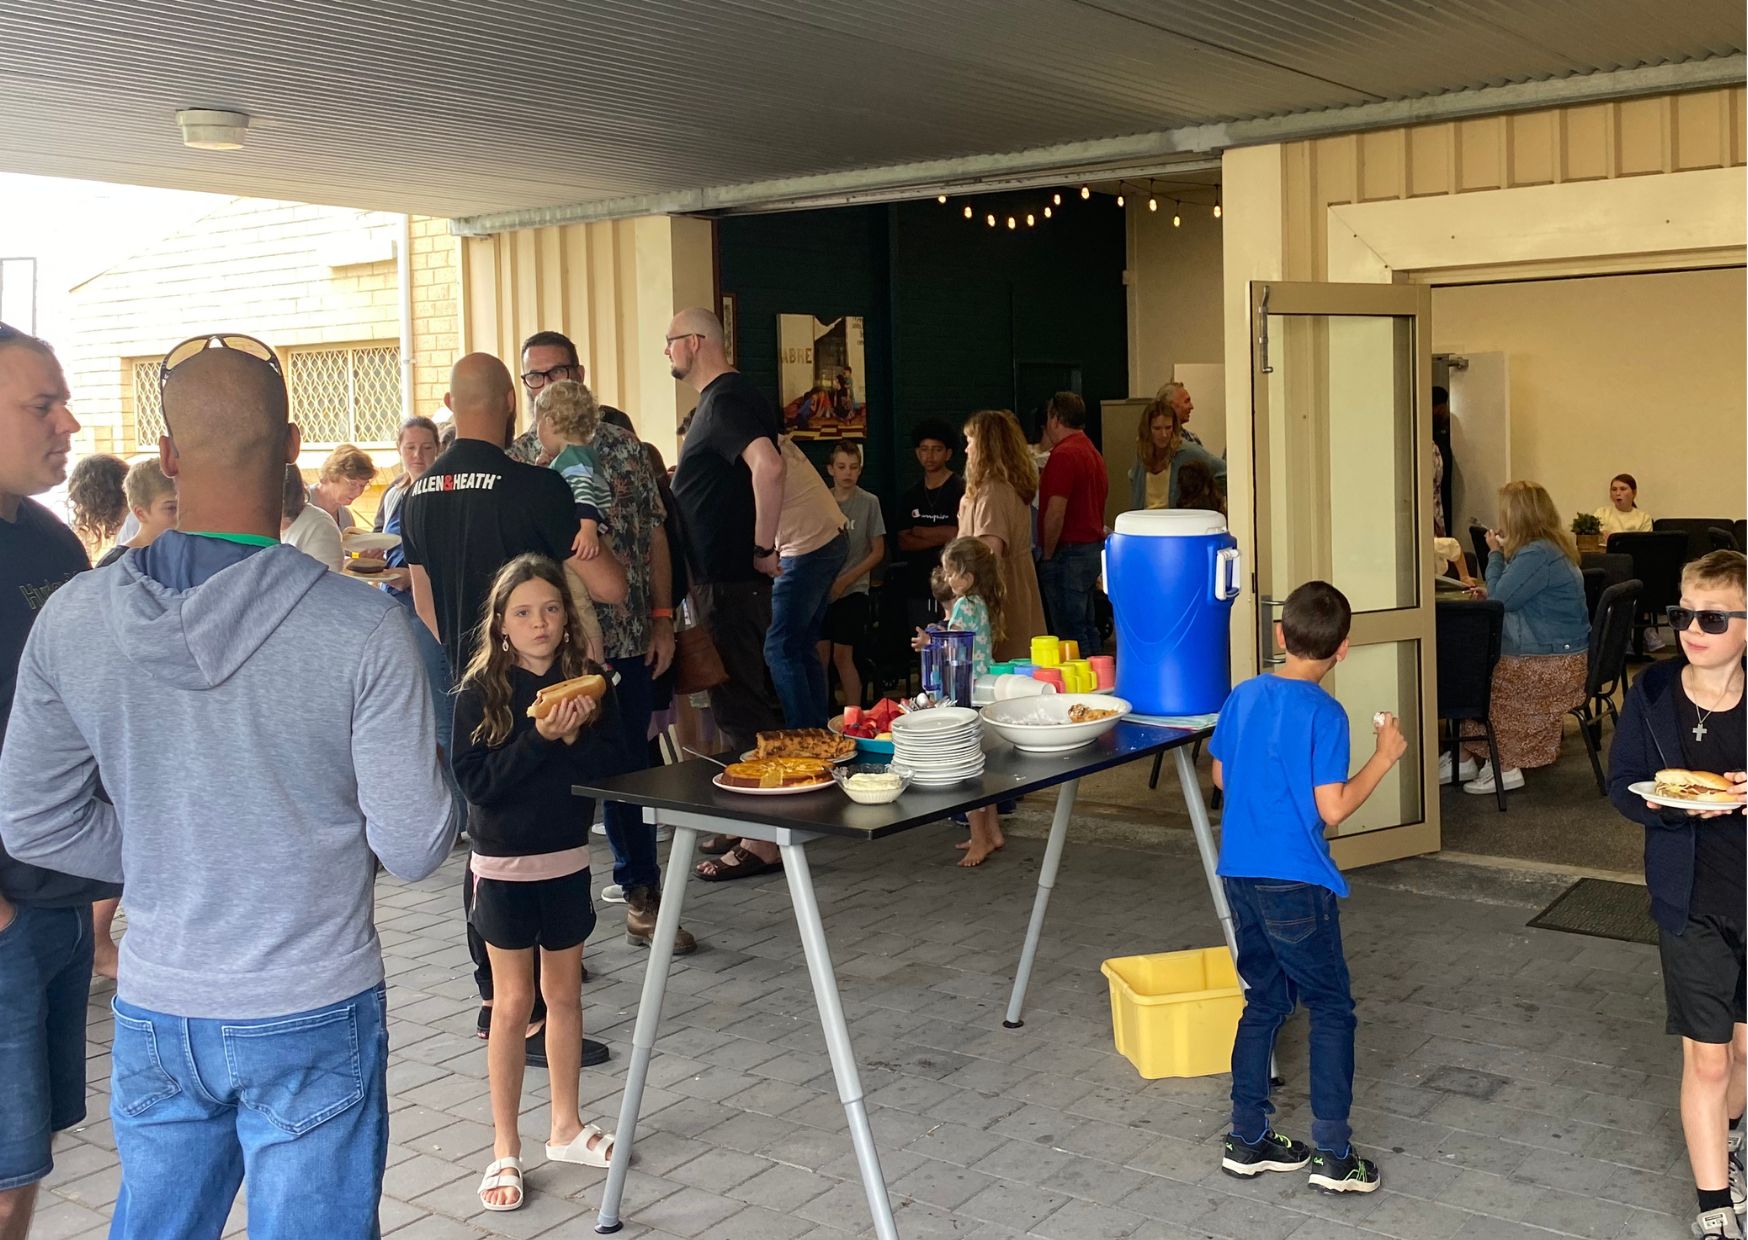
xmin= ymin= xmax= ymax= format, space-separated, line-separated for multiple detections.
xmin=717 ymin=191 xmax=1127 ymax=507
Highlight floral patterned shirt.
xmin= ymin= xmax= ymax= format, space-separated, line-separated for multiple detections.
xmin=947 ymin=594 xmax=994 ymax=675
xmin=589 ymin=422 xmax=665 ymax=661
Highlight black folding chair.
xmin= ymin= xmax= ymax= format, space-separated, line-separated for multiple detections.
xmin=1607 ymin=531 xmax=1687 ymax=655
xmin=1581 ymin=568 xmax=1606 ymax=627
xmin=1436 ymin=599 xmax=1507 ymax=812
xmin=1568 ymin=579 xmax=1642 ymax=796
xmin=1468 ymin=524 xmax=1492 ymax=574
xmin=1653 ymin=517 xmax=1738 ymax=563
xmin=1709 ymin=526 xmax=1740 ymax=553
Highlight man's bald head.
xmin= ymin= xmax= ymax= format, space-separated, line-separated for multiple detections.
xmin=162 ymin=348 xmax=292 ymax=472
xmin=445 ymin=353 xmax=516 ymax=445
xmin=669 ymin=307 xmax=724 ymax=345
xmin=664 ymin=309 xmax=730 ymax=389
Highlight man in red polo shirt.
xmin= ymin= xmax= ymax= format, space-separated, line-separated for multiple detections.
xmin=1037 ymin=391 xmax=1108 ymax=656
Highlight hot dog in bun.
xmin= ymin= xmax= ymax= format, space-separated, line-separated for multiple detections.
xmin=1653 ymin=769 xmax=1741 ymax=804
xmin=527 ymin=673 xmax=608 ymax=719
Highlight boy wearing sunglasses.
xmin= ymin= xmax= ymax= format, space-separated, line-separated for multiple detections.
xmin=1608 ymin=549 xmax=1747 ymax=1240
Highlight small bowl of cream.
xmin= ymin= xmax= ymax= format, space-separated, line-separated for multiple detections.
xmin=832 ymin=763 xmax=914 ymax=805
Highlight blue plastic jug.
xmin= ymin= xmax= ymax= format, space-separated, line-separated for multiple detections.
xmin=1103 ymin=510 xmax=1242 ymax=716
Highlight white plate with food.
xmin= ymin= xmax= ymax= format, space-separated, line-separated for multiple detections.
xmin=712 ymin=757 xmax=838 ymax=795
xmin=1629 ymin=770 xmax=1745 ymax=813
xmin=341 ymin=530 xmax=402 ymax=551
xmin=741 ymin=749 xmax=856 ymax=765
xmin=980 ymin=694 xmax=1132 ymax=753
xmin=712 ymin=774 xmax=835 ymax=796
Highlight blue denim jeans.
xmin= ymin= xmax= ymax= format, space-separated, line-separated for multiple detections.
xmin=1038 ymin=539 xmax=1103 ymax=657
xmin=392 ymin=588 xmax=466 ymax=827
xmin=0 ymin=903 xmax=93 ymax=1190
xmin=766 ymin=532 xmax=849 ymax=728
xmin=603 ymin=653 xmax=660 ymax=893
xmin=108 ymin=984 xmax=390 ymax=1240
xmin=1223 ymin=877 xmax=1357 ymax=1153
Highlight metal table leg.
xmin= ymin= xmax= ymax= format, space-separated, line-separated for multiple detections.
xmin=778 ymin=839 xmax=899 ymax=1240
xmin=1002 ymin=776 xmax=1079 ymax=1028
xmin=595 ymin=822 xmax=700 ymax=1234
xmin=1172 ymin=746 xmax=1237 ymax=962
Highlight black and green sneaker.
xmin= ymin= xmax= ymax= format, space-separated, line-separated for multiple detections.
xmin=1221 ymin=1130 xmax=1312 ymax=1177
xmin=1308 ymin=1147 xmax=1381 ymax=1194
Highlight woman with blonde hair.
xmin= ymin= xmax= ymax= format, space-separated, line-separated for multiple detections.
xmin=1126 ymin=391 xmax=1227 ymax=511
xmin=1455 ymin=480 xmax=1590 ymax=795
xmin=309 ymin=443 xmax=377 ymax=531
xmin=959 ymin=409 xmax=1046 ymax=661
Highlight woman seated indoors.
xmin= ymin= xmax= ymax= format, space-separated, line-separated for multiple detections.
xmin=1595 ymin=472 xmax=1653 ymax=536
xmin=1450 ymin=481 xmax=1590 ymax=795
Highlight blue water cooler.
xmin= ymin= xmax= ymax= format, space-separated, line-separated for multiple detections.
xmin=1104 ymin=510 xmax=1242 ymax=716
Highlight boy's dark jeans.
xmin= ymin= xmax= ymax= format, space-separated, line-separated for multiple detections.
xmin=1224 ymin=876 xmax=1357 ymax=1153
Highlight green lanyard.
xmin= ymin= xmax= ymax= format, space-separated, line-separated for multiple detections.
xmin=187 ymin=531 xmax=280 ymax=548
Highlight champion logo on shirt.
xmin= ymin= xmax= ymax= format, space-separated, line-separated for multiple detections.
xmin=410 ymin=471 xmax=502 ymax=497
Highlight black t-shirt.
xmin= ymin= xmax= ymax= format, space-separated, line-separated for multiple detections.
xmin=897 ymin=472 xmax=966 ymax=597
xmin=1 ymin=498 xmax=119 ymax=906
xmin=400 ymin=439 xmax=576 ymax=676
xmin=1676 ymin=670 xmax=1746 ymax=920
xmin=671 ymin=372 xmax=780 ymax=585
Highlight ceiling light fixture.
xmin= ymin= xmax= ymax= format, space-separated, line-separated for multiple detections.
xmin=1043 ymin=206 xmax=1052 ymax=219
xmin=1116 ymin=193 xmax=1125 ymax=207
xmin=1079 ymin=185 xmax=1090 ymax=200
xmin=987 ymin=213 xmax=997 ymax=227
xmin=1007 ymin=215 xmax=1017 ymax=230
xmin=1052 ymin=192 xmax=1062 ymax=206
xmin=1172 ymin=202 xmax=1182 ymax=227
xmin=176 ymin=108 xmax=250 ymax=151
xmin=1214 ymin=189 xmax=1223 ymax=219
xmin=1026 ymin=213 xmax=1035 ymax=227
xmin=963 ymin=204 xmax=974 ymax=219
xmin=937 ymin=194 xmax=948 ymax=204
xmin=1148 ymin=197 xmax=1157 ymax=212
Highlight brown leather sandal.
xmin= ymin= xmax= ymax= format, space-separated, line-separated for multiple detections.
xmin=695 ymin=844 xmax=782 ymax=882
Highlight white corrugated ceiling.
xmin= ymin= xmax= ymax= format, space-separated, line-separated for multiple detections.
xmin=0 ymin=0 xmax=1740 ymax=222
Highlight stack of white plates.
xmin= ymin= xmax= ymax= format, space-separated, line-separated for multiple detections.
xmin=889 ymin=706 xmax=985 ymax=787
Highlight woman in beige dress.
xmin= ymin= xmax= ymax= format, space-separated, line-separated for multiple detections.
xmin=959 ymin=409 xmax=1047 ymax=662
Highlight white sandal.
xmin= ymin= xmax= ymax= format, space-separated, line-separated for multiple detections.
xmin=477 ymin=1156 xmax=525 ymax=1211
xmin=545 ymin=1123 xmax=616 ymax=1168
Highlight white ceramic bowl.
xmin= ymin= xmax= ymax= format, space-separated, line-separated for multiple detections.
xmin=979 ymin=695 xmax=1132 ymax=754
xmin=832 ymin=762 xmax=915 ymax=805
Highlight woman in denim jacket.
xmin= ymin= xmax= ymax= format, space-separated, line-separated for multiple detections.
xmin=1456 ymin=481 xmax=1590 ymax=796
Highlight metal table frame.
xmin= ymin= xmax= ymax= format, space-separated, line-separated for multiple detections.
xmin=586 ymin=730 xmax=1229 ymax=1239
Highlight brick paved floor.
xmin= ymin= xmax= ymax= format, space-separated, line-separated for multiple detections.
xmin=42 ymin=803 xmax=1694 ymax=1239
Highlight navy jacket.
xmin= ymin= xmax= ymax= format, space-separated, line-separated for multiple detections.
xmin=1606 ymin=659 xmax=1738 ymax=933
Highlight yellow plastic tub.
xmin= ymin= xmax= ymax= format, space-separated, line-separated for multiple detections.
xmin=1101 ymin=946 xmax=1243 ymax=1079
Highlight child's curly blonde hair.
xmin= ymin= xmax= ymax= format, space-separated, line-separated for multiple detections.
xmin=535 ymin=379 xmax=601 ymax=443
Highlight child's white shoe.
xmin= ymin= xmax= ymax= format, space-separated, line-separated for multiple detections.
xmin=1463 ymin=762 xmax=1524 ymax=794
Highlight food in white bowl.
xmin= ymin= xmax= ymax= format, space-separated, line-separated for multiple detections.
xmin=832 ymin=762 xmax=914 ymax=805
xmin=979 ymin=694 xmax=1132 ymax=753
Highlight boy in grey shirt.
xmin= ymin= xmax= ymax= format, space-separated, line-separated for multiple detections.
xmin=818 ymin=441 xmax=887 ymax=710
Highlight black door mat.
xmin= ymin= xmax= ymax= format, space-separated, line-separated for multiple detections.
xmin=1527 ymin=877 xmax=1658 ymax=946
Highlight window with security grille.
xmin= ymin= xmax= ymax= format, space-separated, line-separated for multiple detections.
xmin=131 ymin=358 xmax=166 ymax=448
xmin=285 ymin=344 xmax=402 ymax=445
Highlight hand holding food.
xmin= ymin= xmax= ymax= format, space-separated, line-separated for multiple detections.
xmin=1645 ymin=768 xmax=1748 ymax=817
xmin=527 ymin=673 xmax=607 ymax=719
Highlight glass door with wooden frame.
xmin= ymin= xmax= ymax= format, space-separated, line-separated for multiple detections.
xmin=1251 ymin=281 xmax=1437 ymax=868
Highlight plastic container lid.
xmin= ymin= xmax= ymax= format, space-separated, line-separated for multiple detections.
xmin=1111 ymin=509 xmax=1229 ymax=537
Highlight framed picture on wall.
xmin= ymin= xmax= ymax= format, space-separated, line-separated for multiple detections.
xmin=720 ymin=293 xmax=737 ymax=366
xmin=777 ymin=314 xmax=868 ymax=442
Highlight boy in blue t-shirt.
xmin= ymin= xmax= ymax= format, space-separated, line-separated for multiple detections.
xmin=1207 ymin=580 xmax=1406 ymax=1194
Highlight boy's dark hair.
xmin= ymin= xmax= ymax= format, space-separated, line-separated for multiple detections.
xmin=1431 ymin=385 xmax=1449 ymax=405
xmin=829 ymin=440 xmax=863 ymax=463
xmin=1280 ymin=581 xmax=1351 ymax=660
xmin=1046 ymin=391 xmax=1086 ymax=429
xmin=911 ymin=418 xmax=957 ymax=450
xmin=520 ymin=330 xmax=580 ymax=367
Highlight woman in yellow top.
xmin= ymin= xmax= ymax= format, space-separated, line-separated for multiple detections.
xmin=1595 ymin=473 xmax=1653 ymax=536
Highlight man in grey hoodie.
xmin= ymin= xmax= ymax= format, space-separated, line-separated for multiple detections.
xmin=0 ymin=339 xmax=457 ymax=1239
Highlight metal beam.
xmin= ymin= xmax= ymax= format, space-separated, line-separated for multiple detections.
xmin=451 ymin=54 xmax=1745 ymax=236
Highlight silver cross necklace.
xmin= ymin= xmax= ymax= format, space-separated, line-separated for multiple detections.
xmin=1689 ymin=667 xmax=1741 ymax=743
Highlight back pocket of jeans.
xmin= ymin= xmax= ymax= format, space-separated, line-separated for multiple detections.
xmin=111 ymin=1007 xmax=181 ymax=1117
xmin=223 ymin=1006 xmax=364 ymax=1136
xmin=1254 ymin=881 xmax=1320 ymax=945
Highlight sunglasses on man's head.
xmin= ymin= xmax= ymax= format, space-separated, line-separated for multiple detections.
xmin=1666 ymin=606 xmax=1748 ymax=635
xmin=158 ymin=333 xmax=282 ymax=392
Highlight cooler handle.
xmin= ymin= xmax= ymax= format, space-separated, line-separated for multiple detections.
xmin=1215 ymin=548 xmax=1243 ymax=601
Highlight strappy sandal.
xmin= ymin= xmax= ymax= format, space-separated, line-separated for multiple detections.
xmin=477 ymin=1156 xmax=524 ymax=1211
xmin=698 ymin=833 xmax=740 ymax=855
xmin=694 ymin=844 xmax=782 ymax=883
xmin=546 ymin=1122 xmax=616 ymax=1168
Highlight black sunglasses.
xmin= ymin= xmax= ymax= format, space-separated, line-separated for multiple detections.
xmin=1667 ymin=606 xmax=1748 ymax=635
xmin=159 ymin=333 xmax=282 ymax=392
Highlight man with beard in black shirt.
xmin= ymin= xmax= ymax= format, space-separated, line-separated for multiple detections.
xmin=0 ymin=324 xmax=121 ymax=1236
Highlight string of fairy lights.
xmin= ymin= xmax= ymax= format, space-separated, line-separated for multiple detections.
xmin=935 ymin=180 xmax=1222 ymax=231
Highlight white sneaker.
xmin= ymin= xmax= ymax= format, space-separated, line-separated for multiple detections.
xmin=601 ymin=884 xmax=628 ymax=904
xmin=1644 ymin=627 xmax=1668 ymax=652
xmin=1438 ymin=753 xmax=1479 ymax=785
xmin=1463 ymin=762 xmax=1524 ymax=794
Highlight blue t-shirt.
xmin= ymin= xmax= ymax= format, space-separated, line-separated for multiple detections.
xmin=1209 ymin=674 xmax=1352 ymax=897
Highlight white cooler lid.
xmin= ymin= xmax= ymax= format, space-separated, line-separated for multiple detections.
xmin=1111 ymin=509 xmax=1229 ymax=537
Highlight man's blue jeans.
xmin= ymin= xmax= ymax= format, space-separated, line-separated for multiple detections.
xmin=1039 ymin=539 xmax=1103 ymax=657
xmin=766 ymin=532 xmax=849 ymax=728
xmin=108 ymin=984 xmax=390 ymax=1240
xmin=603 ymin=654 xmax=660 ymax=893
xmin=1223 ymin=877 xmax=1357 ymax=1153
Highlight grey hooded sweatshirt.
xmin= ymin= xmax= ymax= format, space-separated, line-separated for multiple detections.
xmin=0 ymin=534 xmax=456 ymax=1018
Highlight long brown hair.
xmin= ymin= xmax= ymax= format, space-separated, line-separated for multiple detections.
xmin=67 ymin=454 xmax=129 ymax=553
xmin=1135 ymin=393 xmax=1182 ymax=474
xmin=962 ymin=409 xmax=1038 ymax=505
xmin=939 ymin=535 xmax=1008 ymax=644
xmin=459 ymin=554 xmax=593 ymax=748
xmin=1498 ymin=480 xmax=1578 ymax=564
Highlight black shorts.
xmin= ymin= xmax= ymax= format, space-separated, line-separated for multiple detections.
xmin=824 ymin=592 xmax=871 ymax=647
xmin=1659 ymin=913 xmax=1746 ymax=1043
xmin=470 ymin=868 xmax=596 ymax=952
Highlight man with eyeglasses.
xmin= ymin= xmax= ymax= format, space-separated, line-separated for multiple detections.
xmin=0 ymin=334 xmax=458 ymax=1238
xmin=0 ymin=324 xmax=119 ymax=1240
xmin=515 ymin=331 xmax=694 ymax=955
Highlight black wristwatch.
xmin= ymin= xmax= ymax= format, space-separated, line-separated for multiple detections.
xmin=753 ymin=543 xmax=776 ymax=559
